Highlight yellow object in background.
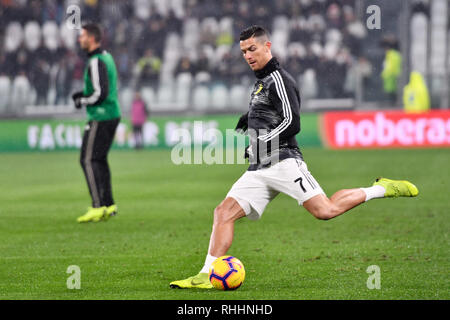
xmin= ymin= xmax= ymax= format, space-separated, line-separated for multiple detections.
xmin=403 ymin=71 xmax=430 ymax=113
xmin=382 ymin=49 xmax=402 ymax=94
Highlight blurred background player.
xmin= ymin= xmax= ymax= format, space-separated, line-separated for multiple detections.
xmin=72 ymin=23 xmax=121 ymax=223
xmin=130 ymin=91 xmax=149 ymax=150
xmin=169 ymin=25 xmax=419 ymax=289
xmin=380 ymin=35 xmax=402 ymax=106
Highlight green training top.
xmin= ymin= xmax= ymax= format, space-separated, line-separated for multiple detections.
xmin=81 ymin=48 xmax=121 ymax=121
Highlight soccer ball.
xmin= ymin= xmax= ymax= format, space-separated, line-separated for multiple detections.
xmin=209 ymin=255 xmax=245 ymax=290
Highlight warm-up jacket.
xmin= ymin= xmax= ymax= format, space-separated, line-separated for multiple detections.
xmin=242 ymin=57 xmax=303 ymax=171
xmin=81 ymin=47 xmax=121 ymax=121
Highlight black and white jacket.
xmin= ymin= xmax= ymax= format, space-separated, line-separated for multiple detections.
xmin=244 ymin=57 xmax=303 ymax=171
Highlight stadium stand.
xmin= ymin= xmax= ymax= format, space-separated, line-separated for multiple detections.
xmin=0 ymin=0 xmax=447 ymax=115
xmin=0 ymin=75 xmax=11 ymax=112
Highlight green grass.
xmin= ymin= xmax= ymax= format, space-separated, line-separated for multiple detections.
xmin=0 ymin=148 xmax=448 ymax=300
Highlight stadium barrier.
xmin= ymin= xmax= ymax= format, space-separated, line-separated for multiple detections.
xmin=2 ymin=110 xmax=448 ymax=152
xmin=322 ymin=110 xmax=450 ymax=148
xmin=0 ymin=114 xmax=321 ymax=152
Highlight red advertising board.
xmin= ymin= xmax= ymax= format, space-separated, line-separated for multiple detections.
xmin=322 ymin=110 xmax=450 ymax=148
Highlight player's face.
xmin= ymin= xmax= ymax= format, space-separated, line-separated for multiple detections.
xmin=240 ymin=36 xmax=272 ymax=71
xmin=78 ymin=29 xmax=93 ymax=51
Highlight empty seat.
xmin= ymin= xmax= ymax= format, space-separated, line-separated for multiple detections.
xmin=182 ymin=33 xmax=199 ymax=53
xmin=273 ymin=15 xmax=289 ymax=32
xmin=153 ymin=0 xmax=169 ymax=16
xmin=200 ymin=17 xmax=219 ymax=35
xmin=429 ymin=0 xmax=447 ymax=74
xmin=134 ymin=0 xmax=152 ymax=20
xmin=200 ymin=44 xmax=215 ymax=63
xmin=195 ymin=71 xmax=212 ymax=84
xmin=210 ymin=84 xmax=229 ymax=110
xmin=347 ymin=20 xmax=367 ymax=39
xmin=300 ymin=69 xmax=318 ymax=100
xmin=165 ymin=32 xmax=181 ymax=51
xmin=271 ymin=30 xmax=288 ymax=61
xmin=325 ymin=28 xmax=343 ymax=45
xmin=174 ymin=86 xmax=190 ymax=109
xmin=42 ymin=21 xmax=59 ymax=51
xmin=308 ymin=14 xmax=326 ymax=32
xmin=163 ymin=46 xmax=180 ymax=71
xmin=176 ymin=72 xmax=193 ymax=86
xmin=183 ymin=17 xmax=199 ymax=36
xmin=157 ymin=84 xmax=174 ymax=105
xmin=410 ymin=13 xmax=428 ymax=75
xmin=0 ymin=76 xmax=11 ymax=112
xmin=5 ymin=22 xmax=23 ymax=52
xmin=120 ymin=87 xmax=134 ymax=113
xmin=24 ymin=21 xmax=41 ymax=51
xmin=192 ymin=85 xmax=210 ymax=111
xmin=173 ymin=72 xmax=192 ymax=108
xmin=323 ymin=42 xmax=339 ymax=59
xmin=170 ymin=0 xmax=185 ymax=18
xmin=287 ymin=42 xmax=306 ymax=58
xmin=219 ymin=17 xmax=233 ymax=33
xmin=310 ymin=42 xmax=323 ymax=57
xmin=272 ymin=29 xmax=288 ymax=47
xmin=213 ymin=45 xmax=231 ymax=65
xmin=60 ymin=23 xmax=77 ymax=49
xmin=159 ymin=68 xmax=175 ymax=88
xmin=229 ymin=84 xmax=247 ymax=110
xmin=183 ymin=18 xmax=199 ymax=50
xmin=11 ymin=75 xmax=31 ymax=112
xmin=140 ymin=87 xmax=156 ymax=108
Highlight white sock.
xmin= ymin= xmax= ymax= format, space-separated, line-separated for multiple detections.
xmin=360 ymin=185 xmax=385 ymax=202
xmin=200 ymin=254 xmax=217 ymax=274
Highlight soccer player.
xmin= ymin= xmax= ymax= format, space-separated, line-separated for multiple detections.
xmin=170 ymin=26 xmax=418 ymax=289
xmin=72 ymin=23 xmax=121 ymax=223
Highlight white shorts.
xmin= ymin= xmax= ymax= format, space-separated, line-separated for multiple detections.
xmin=226 ymin=158 xmax=325 ymax=220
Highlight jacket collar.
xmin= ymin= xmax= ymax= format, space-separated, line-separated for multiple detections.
xmin=88 ymin=47 xmax=102 ymax=57
xmin=254 ymin=57 xmax=280 ymax=79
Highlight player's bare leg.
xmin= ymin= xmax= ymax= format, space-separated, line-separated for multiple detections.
xmin=303 ymin=189 xmax=366 ymax=220
xmin=170 ymin=197 xmax=245 ymax=289
xmin=304 ymin=178 xmax=419 ymax=220
xmin=208 ymin=197 xmax=246 ymax=257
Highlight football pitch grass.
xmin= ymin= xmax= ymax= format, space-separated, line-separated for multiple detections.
xmin=0 ymin=148 xmax=448 ymax=300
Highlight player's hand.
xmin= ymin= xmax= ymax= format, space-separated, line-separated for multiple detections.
xmin=235 ymin=112 xmax=248 ymax=134
xmin=72 ymin=92 xmax=83 ymax=109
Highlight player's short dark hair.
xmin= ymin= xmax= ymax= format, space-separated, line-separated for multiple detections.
xmin=239 ymin=25 xmax=270 ymax=41
xmin=82 ymin=23 xmax=103 ymax=43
